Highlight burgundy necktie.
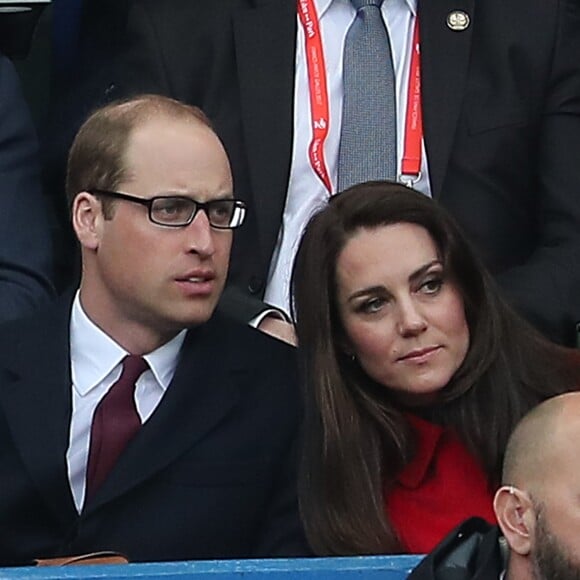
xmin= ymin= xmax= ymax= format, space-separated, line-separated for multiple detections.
xmin=85 ymin=355 xmax=149 ymax=500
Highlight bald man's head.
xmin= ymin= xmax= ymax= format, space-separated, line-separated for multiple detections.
xmin=501 ymin=393 xmax=580 ymax=492
xmin=494 ymin=392 xmax=580 ymax=580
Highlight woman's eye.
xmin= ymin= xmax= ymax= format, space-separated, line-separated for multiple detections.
xmin=358 ymin=297 xmax=386 ymax=314
xmin=420 ymin=277 xmax=443 ymax=294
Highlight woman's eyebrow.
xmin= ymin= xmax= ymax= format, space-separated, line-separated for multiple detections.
xmin=348 ymin=285 xmax=388 ymax=303
xmin=408 ymin=260 xmax=442 ymax=284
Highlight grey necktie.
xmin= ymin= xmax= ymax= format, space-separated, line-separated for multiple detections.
xmin=337 ymin=0 xmax=397 ymax=192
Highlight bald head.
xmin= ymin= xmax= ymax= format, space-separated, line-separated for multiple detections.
xmin=495 ymin=393 xmax=580 ymax=580
xmin=502 ymin=392 xmax=580 ymax=491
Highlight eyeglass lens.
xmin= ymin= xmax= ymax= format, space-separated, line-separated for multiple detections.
xmin=150 ymin=198 xmax=244 ymax=228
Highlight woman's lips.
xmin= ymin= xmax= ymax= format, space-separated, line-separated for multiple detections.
xmin=397 ymin=345 xmax=443 ymax=363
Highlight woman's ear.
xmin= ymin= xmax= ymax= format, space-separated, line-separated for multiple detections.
xmin=494 ymin=486 xmax=535 ymax=556
xmin=336 ymin=332 xmax=355 ymax=360
xmin=71 ymin=192 xmax=104 ymax=251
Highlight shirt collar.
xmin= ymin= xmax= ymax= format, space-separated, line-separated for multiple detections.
xmin=315 ymin=0 xmax=334 ymax=18
xmin=401 ymin=0 xmax=417 ymax=17
xmin=70 ymin=291 xmax=186 ymax=395
xmin=317 ymin=0 xmax=417 ymax=19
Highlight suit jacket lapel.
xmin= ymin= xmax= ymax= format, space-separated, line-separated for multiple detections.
xmin=85 ymin=316 xmax=242 ymax=513
xmin=0 ymin=298 xmax=78 ymax=529
xmin=233 ymin=0 xmax=296 ymax=263
xmin=420 ymin=0 xmax=474 ymax=198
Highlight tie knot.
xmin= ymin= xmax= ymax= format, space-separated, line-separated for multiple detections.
xmin=351 ymin=0 xmax=383 ymax=10
xmin=120 ymin=355 xmax=149 ymax=385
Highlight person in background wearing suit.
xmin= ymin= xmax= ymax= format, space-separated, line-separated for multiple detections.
xmin=0 ymin=52 xmax=54 ymax=321
xmin=47 ymin=0 xmax=580 ymax=346
xmin=408 ymin=392 xmax=580 ymax=579
xmin=0 ymin=94 xmax=307 ymax=566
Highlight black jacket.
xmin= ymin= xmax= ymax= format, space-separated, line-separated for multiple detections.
xmin=408 ymin=518 xmax=506 ymax=580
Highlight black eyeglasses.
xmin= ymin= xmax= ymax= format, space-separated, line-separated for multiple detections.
xmin=89 ymin=189 xmax=247 ymax=229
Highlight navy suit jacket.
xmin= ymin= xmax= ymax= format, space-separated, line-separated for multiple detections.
xmin=0 ymin=296 xmax=308 ymax=565
xmin=48 ymin=0 xmax=580 ymax=344
xmin=0 ymin=53 xmax=54 ymax=321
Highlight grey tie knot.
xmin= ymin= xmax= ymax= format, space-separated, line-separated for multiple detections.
xmin=351 ymin=0 xmax=383 ymax=10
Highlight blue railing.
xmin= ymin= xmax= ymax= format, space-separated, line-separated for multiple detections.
xmin=0 ymin=556 xmax=423 ymax=580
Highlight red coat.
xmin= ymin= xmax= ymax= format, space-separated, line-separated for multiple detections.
xmin=386 ymin=414 xmax=496 ymax=553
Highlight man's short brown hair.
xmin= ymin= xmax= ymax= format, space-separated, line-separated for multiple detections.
xmin=65 ymin=94 xmax=212 ymax=217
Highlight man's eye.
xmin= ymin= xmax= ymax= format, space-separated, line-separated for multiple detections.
xmin=209 ymin=202 xmax=233 ymax=223
xmin=154 ymin=199 xmax=192 ymax=220
xmin=156 ymin=200 xmax=182 ymax=214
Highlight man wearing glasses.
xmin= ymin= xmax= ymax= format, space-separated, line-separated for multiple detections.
xmin=0 ymin=94 xmax=307 ymax=565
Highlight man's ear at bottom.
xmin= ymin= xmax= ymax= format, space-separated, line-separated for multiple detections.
xmin=494 ymin=486 xmax=535 ymax=556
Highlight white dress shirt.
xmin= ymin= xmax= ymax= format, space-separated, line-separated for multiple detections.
xmin=264 ymin=0 xmax=431 ymax=316
xmin=67 ymin=292 xmax=186 ymax=512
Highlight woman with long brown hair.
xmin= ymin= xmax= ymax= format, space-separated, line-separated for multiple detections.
xmin=292 ymin=181 xmax=580 ymax=555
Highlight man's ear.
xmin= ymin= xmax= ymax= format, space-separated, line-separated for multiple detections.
xmin=71 ymin=192 xmax=104 ymax=250
xmin=494 ymin=486 xmax=535 ymax=556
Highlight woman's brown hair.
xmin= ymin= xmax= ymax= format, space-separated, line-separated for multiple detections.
xmin=292 ymin=181 xmax=580 ymax=555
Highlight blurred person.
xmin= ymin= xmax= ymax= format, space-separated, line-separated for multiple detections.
xmin=0 ymin=94 xmax=307 ymax=566
xmin=291 ymin=181 xmax=580 ymax=555
xmin=0 ymin=52 xmax=54 ymax=321
xmin=408 ymin=392 xmax=580 ymax=579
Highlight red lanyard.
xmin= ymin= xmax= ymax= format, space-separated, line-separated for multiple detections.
xmin=298 ymin=0 xmax=423 ymax=192
xmin=297 ymin=0 xmax=333 ymax=193
xmin=401 ymin=19 xmax=422 ymax=182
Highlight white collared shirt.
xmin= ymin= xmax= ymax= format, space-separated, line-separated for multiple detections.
xmin=264 ymin=0 xmax=431 ymax=316
xmin=67 ymin=292 xmax=186 ymax=512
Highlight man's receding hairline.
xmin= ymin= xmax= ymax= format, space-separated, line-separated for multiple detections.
xmin=119 ymin=97 xmax=215 ymax=161
xmin=66 ymin=94 xmax=214 ymax=209
xmin=110 ymin=94 xmax=212 ymax=129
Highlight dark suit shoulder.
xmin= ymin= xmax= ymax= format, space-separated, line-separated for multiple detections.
xmin=0 ymin=294 xmax=70 ymax=342
xmin=194 ymin=312 xmax=297 ymax=364
xmin=181 ymin=313 xmax=301 ymax=423
xmin=0 ymin=296 xmax=71 ymax=379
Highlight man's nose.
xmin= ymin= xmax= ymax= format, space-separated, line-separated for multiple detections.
xmin=185 ymin=209 xmax=215 ymax=257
